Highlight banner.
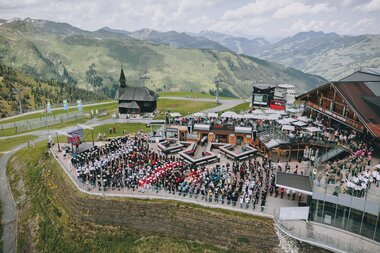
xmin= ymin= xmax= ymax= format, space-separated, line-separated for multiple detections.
xmin=77 ymin=100 xmax=83 ymax=112
xmin=67 ymin=128 xmax=84 ymax=145
xmin=45 ymin=102 xmax=52 ymax=113
xmin=63 ymin=100 xmax=69 ymax=111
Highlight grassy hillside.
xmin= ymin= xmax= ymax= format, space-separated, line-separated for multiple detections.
xmin=0 ymin=135 xmax=37 ymax=154
xmin=158 ymin=91 xmax=234 ymax=100
xmin=0 ymin=19 xmax=326 ymax=102
xmin=155 ymin=99 xmax=218 ymax=119
xmin=7 ymin=142 xmax=280 ymax=252
xmin=0 ymin=64 xmax=107 ymax=117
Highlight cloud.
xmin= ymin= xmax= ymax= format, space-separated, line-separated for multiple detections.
xmin=355 ymin=0 xmax=380 ymax=12
xmin=273 ymin=2 xmax=330 ymax=19
xmin=222 ymin=0 xmax=291 ymax=20
xmin=353 ymin=18 xmax=375 ymax=28
xmin=188 ymin=16 xmax=211 ymax=25
xmin=289 ymin=20 xmax=326 ymax=32
xmin=210 ymin=17 xmax=267 ymax=35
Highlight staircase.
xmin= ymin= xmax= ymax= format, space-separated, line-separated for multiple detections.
xmin=258 ymin=129 xmax=290 ymax=144
xmin=314 ymin=146 xmax=346 ymax=167
xmin=258 ymin=130 xmax=271 ymax=143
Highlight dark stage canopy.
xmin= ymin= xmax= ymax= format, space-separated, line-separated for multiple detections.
xmin=276 ymin=172 xmax=313 ymax=195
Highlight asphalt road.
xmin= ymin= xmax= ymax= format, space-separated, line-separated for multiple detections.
xmin=0 ymin=135 xmax=46 ymax=253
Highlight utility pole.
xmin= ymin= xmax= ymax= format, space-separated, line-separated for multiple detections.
xmin=214 ymin=77 xmax=221 ymax=104
xmin=13 ymin=87 xmax=23 ymax=114
xmin=139 ymin=72 xmax=150 ymax=87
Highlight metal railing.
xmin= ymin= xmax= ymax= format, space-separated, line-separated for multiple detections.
xmin=274 ymin=211 xmax=380 ymax=253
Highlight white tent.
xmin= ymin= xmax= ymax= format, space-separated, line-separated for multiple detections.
xmin=231 ymin=114 xmax=243 ymax=119
xmin=264 ymin=109 xmax=280 ymax=114
xmin=221 ymin=111 xmax=237 ymax=118
xmin=277 ymin=117 xmax=297 ymax=125
xmin=169 ymin=112 xmax=181 ymax=117
xmin=251 ymin=109 xmax=264 ymax=114
xmin=243 ymin=113 xmax=256 ymax=119
xmin=282 ymin=125 xmax=295 ymax=131
xmin=292 ymin=121 xmax=308 ymax=127
xmin=305 ymin=126 xmax=322 ymax=132
xmin=208 ymin=112 xmax=218 ymax=118
xmin=192 ymin=112 xmax=205 ymax=117
xmin=193 ymin=124 xmax=210 ymax=131
xmin=286 ymin=108 xmax=298 ymax=113
xmin=252 ymin=114 xmax=268 ymax=120
xmin=297 ymin=116 xmax=310 ymax=122
xmin=267 ymin=114 xmax=281 ymax=121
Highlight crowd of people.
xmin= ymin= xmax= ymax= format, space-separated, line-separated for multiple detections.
xmin=315 ymin=140 xmax=378 ymax=198
xmin=69 ymin=133 xmax=305 ymax=211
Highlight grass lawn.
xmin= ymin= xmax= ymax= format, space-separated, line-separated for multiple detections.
xmin=222 ymin=102 xmax=251 ymax=114
xmin=0 ymin=135 xmax=37 ymax=154
xmin=155 ymin=99 xmax=218 ymax=119
xmin=85 ymin=123 xmax=150 ymax=139
xmin=0 ymin=101 xmax=117 ymax=125
xmin=0 ymin=118 xmax=89 ymax=137
xmin=158 ymin=92 xmax=235 ymax=100
xmin=5 ymin=142 xmax=242 ymax=253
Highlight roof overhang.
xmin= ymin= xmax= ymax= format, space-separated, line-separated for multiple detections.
xmin=276 ymin=172 xmax=313 ymax=195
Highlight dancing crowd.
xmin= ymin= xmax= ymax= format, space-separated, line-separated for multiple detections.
xmin=70 ymin=133 xmax=298 ymax=211
xmin=317 ymin=140 xmax=378 ymax=198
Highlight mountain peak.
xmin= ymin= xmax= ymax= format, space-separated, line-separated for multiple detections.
xmin=292 ymin=30 xmax=339 ymax=40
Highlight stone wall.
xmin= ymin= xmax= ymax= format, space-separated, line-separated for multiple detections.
xmin=50 ymin=164 xmax=279 ymax=252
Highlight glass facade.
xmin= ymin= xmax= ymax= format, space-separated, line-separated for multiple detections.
xmin=310 ymin=199 xmax=380 ymax=242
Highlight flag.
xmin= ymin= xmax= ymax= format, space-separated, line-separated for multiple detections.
xmin=77 ymin=100 xmax=83 ymax=111
xmin=47 ymin=102 xmax=52 ymax=113
xmin=63 ymin=100 xmax=69 ymax=111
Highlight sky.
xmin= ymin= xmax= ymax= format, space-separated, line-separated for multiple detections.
xmin=0 ymin=0 xmax=379 ymax=40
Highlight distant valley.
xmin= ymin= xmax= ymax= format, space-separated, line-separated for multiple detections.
xmin=0 ymin=18 xmax=325 ymax=105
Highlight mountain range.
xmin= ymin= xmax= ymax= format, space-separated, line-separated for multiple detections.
xmin=0 ymin=18 xmax=326 ymax=104
xmin=99 ymin=26 xmax=380 ymax=81
xmin=192 ymin=30 xmax=380 ymax=81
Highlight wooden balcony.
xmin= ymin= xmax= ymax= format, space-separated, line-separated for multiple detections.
xmin=306 ymin=101 xmax=365 ymax=131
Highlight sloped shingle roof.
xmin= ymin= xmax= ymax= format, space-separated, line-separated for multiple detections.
xmin=118 ymin=86 xmax=158 ymax=102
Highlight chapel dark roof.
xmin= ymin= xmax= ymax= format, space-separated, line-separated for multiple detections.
xmin=119 ymin=101 xmax=140 ymax=109
xmin=118 ymin=86 xmax=158 ymax=102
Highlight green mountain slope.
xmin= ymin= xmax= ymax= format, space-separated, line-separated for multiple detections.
xmin=0 ymin=64 xmax=106 ymax=117
xmin=0 ymin=18 xmax=326 ymax=99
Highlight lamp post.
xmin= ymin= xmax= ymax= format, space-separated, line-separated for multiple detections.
xmin=56 ymin=132 xmax=61 ymax=152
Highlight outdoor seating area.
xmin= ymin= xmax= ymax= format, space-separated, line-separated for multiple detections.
xmin=179 ymin=141 xmax=218 ymax=165
xmin=219 ymin=144 xmax=257 ymax=161
xmin=156 ymin=139 xmax=184 ymax=154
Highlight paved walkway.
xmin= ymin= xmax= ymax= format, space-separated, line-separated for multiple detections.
xmin=0 ymin=136 xmax=46 ymax=253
